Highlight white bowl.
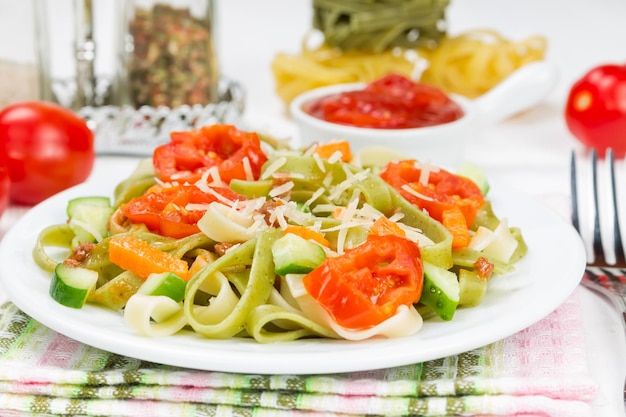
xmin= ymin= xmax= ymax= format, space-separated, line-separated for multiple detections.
xmin=290 ymin=61 xmax=558 ymax=168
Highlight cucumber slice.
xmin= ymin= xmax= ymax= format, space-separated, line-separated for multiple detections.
xmin=67 ymin=196 xmax=111 ymax=218
xmin=50 ymin=263 xmax=98 ymax=308
xmin=458 ymin=269 xmax=488 ymax=307
xmin=419 ymin=261 xmax=460 ymax=321
xmin=66 ymin=196 xmax=114 ymax=246
xmin=137 ymin=272 xmax=187 ymax=303
xmin=272 ymin=232 xmax=326 ymax=275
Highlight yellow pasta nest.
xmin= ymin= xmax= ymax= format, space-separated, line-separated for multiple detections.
xmin=419 ymin=30 xmax=548 ymax=98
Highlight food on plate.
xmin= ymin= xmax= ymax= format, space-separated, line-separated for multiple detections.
xmin=565 ymin=63 xmax=626 ymax=157
xmin=33 ymin=124 xmax=527 ymax=343
xmin=419 ymin=29 xmax=547 ymax=98
xmin=312 ymin=0 xmax=449 ymax=52
xmin=302 ymin=73 xmax=464 ymax=129
xmin=0 ymin=101 xmax=95 ymax=205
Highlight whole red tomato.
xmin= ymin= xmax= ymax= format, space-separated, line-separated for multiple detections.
xmin=565 ymin=64 xmax=626 ymax=157
xmin=0 ymin=101 xmax=95 ymax=205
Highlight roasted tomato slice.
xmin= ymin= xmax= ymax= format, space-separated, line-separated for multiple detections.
xmin=303 ymin=234 xmax=423 ymax=330
xmin=380 ymin=160 xmax=485 ymax=248
xmin=153 ymin=124 xmax=268 ymax=185
xmin=121 ymin=184 xmax=244 ymax=238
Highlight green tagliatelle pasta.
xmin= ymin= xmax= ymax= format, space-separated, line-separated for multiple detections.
xmin=33 ymin=224 xmax=75 ymax=272
xmin=312 ymin=0 xmax=450 ymax=52
xmin=184 ymin=230 xmax=278 ymax=339
xmin=32 ymin=138 xmax=528 ymax=343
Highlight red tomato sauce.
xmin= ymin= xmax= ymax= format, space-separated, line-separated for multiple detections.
xmin=304 ymin=74 xmax=464 ymax=129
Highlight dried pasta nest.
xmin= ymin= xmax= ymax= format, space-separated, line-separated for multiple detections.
xmin=419 ymin=30 xmax=548 ymax=98
xmin=312 ymin=0 xmax=451 ymax=53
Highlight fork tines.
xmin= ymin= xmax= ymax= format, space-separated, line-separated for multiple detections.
xmin=571 ymin=148 xmax=626 ymax=267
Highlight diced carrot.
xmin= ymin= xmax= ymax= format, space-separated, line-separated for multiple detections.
xmin=284 ymin=225 xmax=330 ymax=247
xmin=313 ymin=140 xmax=352 ymax=162
xmin=108 ymin=235 xmax=189 ymax=281
xmin=370 ymin=216 xmax=406 ymax=238
xmin=442 ymin=206 xmax=470 ymax=249
xmin=332 ymin=207 xmax=346 ymax=219
xmin=188 ymin=251 xmax=213 ymax=278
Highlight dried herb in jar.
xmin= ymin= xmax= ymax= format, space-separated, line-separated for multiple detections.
xmin=127 ymin=2 xmax=217 ymax=108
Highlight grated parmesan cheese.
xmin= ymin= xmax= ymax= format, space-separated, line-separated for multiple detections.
xmin=242 ymin=156 xmax=254 ymax=181
xmin=401 ymin=184 xmax=435 ymax=201
xmin=414 ymin=160 xmax=440 ymax=186
xmin=388 ymin=212 xmax=404 ymax=222
xmin=334 ymin=192 xmax=361 ymax=254
xmin=270 ymin=205 xmax=289 ymax=230
xmin=207 ymin=166 xmax=226 ymax=187
xmin=313 ymin=153 xmax=326 ymax=173
xmin=273 ymin=172 xmax=305 ymax=180
xmin=328 ymin=167 xmax=369 ymax=202
xmin=261 ymin=157 xmax=287 ymax=180
xmin=303 ymin=143 xmax=317 ymax=157
xmin=269 ymin=181 xmax=294 ymax=198
xmin=322 ymin=172 xmax=333 ymax=188
xmin=202 ymin=186 xmax=239 ymax=206
xmin=327 ymin=150 xmax=343 ymax=164
xmin=303 ymin=187 xmax=325 ymax=209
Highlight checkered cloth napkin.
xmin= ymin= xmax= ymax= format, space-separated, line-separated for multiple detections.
xmin=0 ymin=288 xmax=597 ymax=417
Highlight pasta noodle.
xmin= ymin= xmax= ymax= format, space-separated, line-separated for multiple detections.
xmin=124 ymin=294 xmax=187 ymax=337
xmin=419 ymin=29 xmax=548 ymax=98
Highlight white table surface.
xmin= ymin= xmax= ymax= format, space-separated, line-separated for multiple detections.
xmin=1 ymin=0 xmax=625 ymax=415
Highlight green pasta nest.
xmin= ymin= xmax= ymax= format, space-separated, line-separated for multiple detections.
xmin=312 ymin=0 xmax=451 ymax=53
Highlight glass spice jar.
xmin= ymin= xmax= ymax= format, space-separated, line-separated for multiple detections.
xmin=118 ymin=0 xmax=218 ymax=108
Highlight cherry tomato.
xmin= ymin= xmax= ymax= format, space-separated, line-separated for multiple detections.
xmin=121 ymin=184 xmax=245 ymax=239
xmin=303 ymin=234 xmax=423 ymax=330
xmin=565 ymin=64 xmax=626 ymax=157
xmin=153 ymin=124 xmax=268 ymax=185
xmin=304 ymin=73 xmax=464 ymax=129
xmin=0 ymin=101 xmax=95 ymax=205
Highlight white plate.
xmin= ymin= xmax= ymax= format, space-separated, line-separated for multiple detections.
xmin=0 ymin=179 xmax=585 ymax=375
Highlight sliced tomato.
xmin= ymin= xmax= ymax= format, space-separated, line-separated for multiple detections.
xmin=153 ymin=124 xmax=268 ymax=185
xmin=379 ymin=160 xmax=484 ymax=227
xmin=121 ymin=184 xmax=244 ymax=238
xmin=303 ymin=234 xmax=423 ymax=330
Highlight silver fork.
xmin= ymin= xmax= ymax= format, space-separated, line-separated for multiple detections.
xmin=570 ymin=147 xmax=626 ymax=410
xmin=571 ymin=148 xmax=626 ymax=314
